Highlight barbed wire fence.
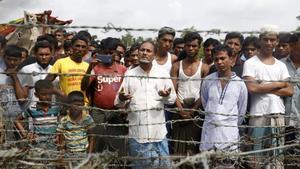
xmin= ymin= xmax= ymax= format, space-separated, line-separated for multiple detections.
xmin=0 ymin=71 xmax=299 ymax=168
xmin=0 ymin=23 xmax=300 ymax=168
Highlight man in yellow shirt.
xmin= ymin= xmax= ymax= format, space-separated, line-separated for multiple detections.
xmin=46 ymin=34 xmax=89 ymax=104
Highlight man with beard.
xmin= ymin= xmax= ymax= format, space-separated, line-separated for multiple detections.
xmin=16 ymin=40 xmax=60 ymax=107
xmin=46 ymin=34 xmax=89 ymax=104
xmin=115 ymin=40 xmax=176 ymax=168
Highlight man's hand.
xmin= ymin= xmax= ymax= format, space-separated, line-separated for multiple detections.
xmin=26 ymin=132 xmax=38 ymax=143
xmin=119 ymin=87 xmax=132 ymax=102
xmin=5 ymin=68 xmax=17 ymax=77
xmin=179 ymin=110 xmax=193 ymax=119
xmin=158 ymin=88 xmax=171 ymax=97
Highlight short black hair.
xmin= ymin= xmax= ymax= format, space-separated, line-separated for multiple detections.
xmin=68 ymin=91 xmax=84 ymax=103
xmin=129 ymin=43 xmax=140 ymax=54
xmin=63 ymin=40 xmax=72 ymax=50
xmin=71 ymin=34 xmax=89 ymax=45
xmin=212 ymin=45 xmax=233 ymax=58
xmin=173 ymin=38 xmax=184 ymax=48
xmin=77 ymin=30 xmax=92 ymax=42
xmin=19 ymin=47 xmax=29 ymax=55
xmin=54 ymin=28 xmax=66 ymax=34
xmin=203 ymin=38 xmax=221 ymax=48
xmin=33 ymin=40 xmax=53 ymax=53
xmin=278 ymin=33 xmax=292 ymax=43
xmin=289 ymin=33 xmax=300 ymax=43
xmin=243 ymin=36 xmax=260 ymax=49
xmin=100 ymin=37 xmax=119 ymax=52
xmin=183 ymin=32 xmax=203 ymax=45
xmin=37 ymin=34 xmax=58 ymax=51
xmin=4 ymin=45 xmax=22 ymax=58
xmin=225 ymin=32 xmax=244 ymax=45
xmin=34 ymin=79 xmax=53 ymax=93
xmin=117 ymin=42 xmax=126 ymax=51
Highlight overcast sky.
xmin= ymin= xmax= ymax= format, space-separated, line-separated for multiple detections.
xmin=0 ymin=0 xmax=299 ymax=39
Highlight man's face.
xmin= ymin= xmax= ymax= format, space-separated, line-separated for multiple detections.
xmin=173 ymin=43 xmax=184 ymax=56
xmin=36 ymin=47 xmax=52 ymax=66
xmin=290 ymin=38 xmax=300 ymax=59
xmin=213 ymin=51 xmax=232 ymax=73
xmin=225 ymin=38 xmax=242 ymax=56
xmin=55 ymin=31 xmax=64 ymax=43
xmin=184 ymin=39 xmax=200 ymax=58
xmin=129 ymin=49 xmax=139 ymax=66
xmin=71 ymin=40 xmax=88 ymax=62
xmin=259 ymin=34 xmax=278 ymax=54
xmin=204 ymin=44 xmax=214 ymax=58
xmin=158 ymin=34 xmax=174 ymax=52
xmin=138 ymin=42 xmax=155 ymax=64
xmin=35 ymin=88 xmax=52 ymax=104
xmin=116 ymin=46 xmax=125 ymax=58
xmin=244 ymin=44 xmax=258 ymax=58
xmin=20 ymin=51 xmax=27 ymax=63
xmin=69 ymin=101 xmax=84 ymax=116
xmin=4 ymin=55 xmax=21 ymax=69
xmin=275 ymin=42 xmax=290 ymax=57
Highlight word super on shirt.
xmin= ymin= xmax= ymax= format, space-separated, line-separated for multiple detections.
xmin=90 ymin=63 xmax=127 ymax=109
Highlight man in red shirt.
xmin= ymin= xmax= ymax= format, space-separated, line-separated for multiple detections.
xmin=81 ymin=37 xmax=127 ymax=154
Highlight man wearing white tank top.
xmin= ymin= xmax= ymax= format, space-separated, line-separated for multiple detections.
xmin=154 ymin=26 xmax=178 ymax=73
xmin=170 ymin=32 xmax=209 ymax=155
xmin=154 ymin=27 xmax=178 ymax=140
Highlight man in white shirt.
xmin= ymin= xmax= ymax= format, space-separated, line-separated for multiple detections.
xmin=17 ymin=40 xmax=59 ymax=107
xmin=115 ymin=41 xmax=176 ymax=169
xmin=200 ymin=45 xmax=247 ymax=168
xmin=243 ymin=27 xmax=293 ymax=168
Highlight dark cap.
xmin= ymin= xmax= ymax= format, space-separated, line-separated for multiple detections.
xmin=158 ymin=26 xmax=175 ymax=38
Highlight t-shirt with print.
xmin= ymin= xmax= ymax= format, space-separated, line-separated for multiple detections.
xmin=57 ymin=112 xmax=95 ymax=152
xmin=49 ymin=57 xmax=89 ymax=104
xmin=90 ymin=63 xmax=127 ymax=109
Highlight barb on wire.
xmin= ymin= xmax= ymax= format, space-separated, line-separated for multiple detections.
xmin=1 ymin=71 xmax=300 ymax=84
xmin=3 ymin=22 xmax=300 ymax=34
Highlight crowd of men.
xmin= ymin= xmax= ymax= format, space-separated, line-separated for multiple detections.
xmin=0 ymin=25 xmax=299 ymax=169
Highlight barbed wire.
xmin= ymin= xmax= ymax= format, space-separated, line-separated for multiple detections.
xmin=1 ymin=98 xmax=300 ymax=127
xmin=3 ymin=22 xmax=300 ymax=35
xmin=1 ymin=71 xmax=300 ymax=83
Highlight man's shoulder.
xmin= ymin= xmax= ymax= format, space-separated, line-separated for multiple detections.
xmin=244 ymin=55 xmax=259 ymax=64
xmin=116 ymin=63 xmax=127 ymax=73
xmin=19 ymin=62 xmax=39 ymax=72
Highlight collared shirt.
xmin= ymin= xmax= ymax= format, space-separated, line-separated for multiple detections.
xmin=114 ymin=65 xmax=176 ymax=143
xmin=281 ymin=56 xmax=300 ymax=126
xmin=200 ymin=72 xmax=248 ymax=151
